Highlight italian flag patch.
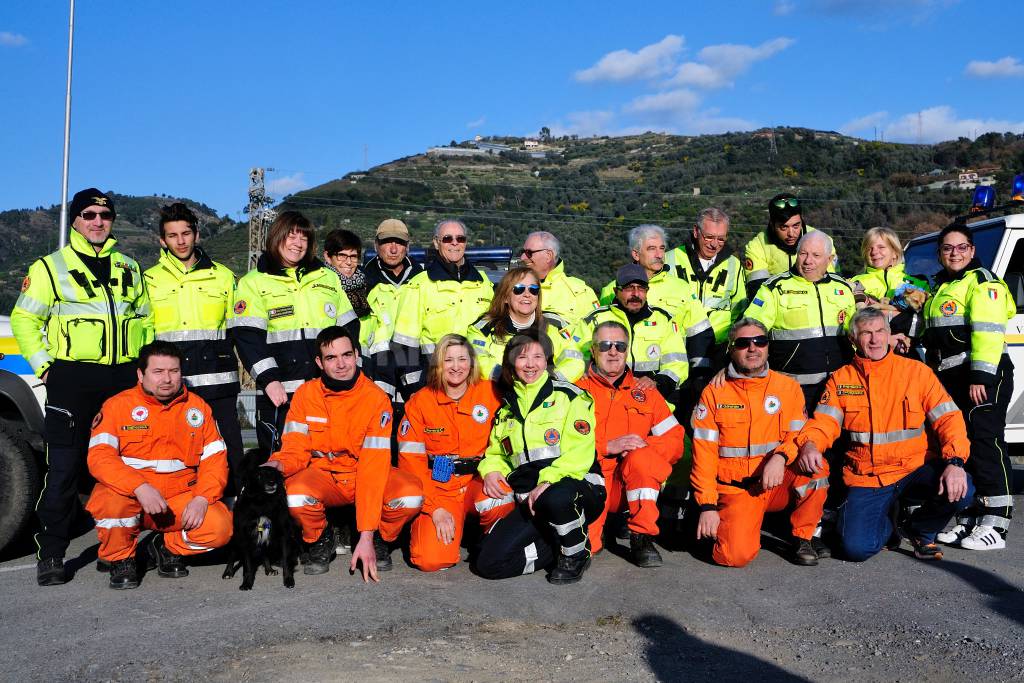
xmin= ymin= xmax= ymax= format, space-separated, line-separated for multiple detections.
xmin=988 ymin=289 xmax=999 ymax=300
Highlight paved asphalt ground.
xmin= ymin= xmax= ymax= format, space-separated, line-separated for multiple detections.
xmin=3 ymin=493 xmax=1024 ymax=682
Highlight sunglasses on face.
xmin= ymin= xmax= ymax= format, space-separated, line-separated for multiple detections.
xmin=596 ymin=340 xmax=628 ymax=353
xmin=511 ymin=283 xmax=540 ymax=296
xmin=520 ymin=247 xmax=552 ymax=258
xmin=440 ymin=234 xmax=467 ymax=244
xmin=731 ymin=335 xmax=769 ymax=350
xmin=771 ymin=198 xmax=799 ymax=210
xmin=940 ymin=243 xmax=972 ymax=254
xmin=80 ymin=210 xmax=114 ymax=221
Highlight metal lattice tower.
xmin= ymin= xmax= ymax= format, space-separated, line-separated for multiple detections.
xmin=768 ymin=130 xmax=778 ymax=159
xmin=247 ymin=167 xmax=276 ymax=271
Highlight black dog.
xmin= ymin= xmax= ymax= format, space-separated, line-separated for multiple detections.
xmin=222 ymin=452 xmax=299 ymax=590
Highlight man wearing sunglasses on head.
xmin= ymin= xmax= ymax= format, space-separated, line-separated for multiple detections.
xmin=576 ymin=321 xmax=685 ymax=567
xmin=11 ymin=187 xmax=153 ymax=585
xmin=743 ymin=194 xmax=835 ymax=299
xmin=392 ymin=219 xmax=493 ymax=400
xmin=690 ymin=318 xmax=828 ymax=567
xmin=519 ymin=231 xmax=599 ymax=330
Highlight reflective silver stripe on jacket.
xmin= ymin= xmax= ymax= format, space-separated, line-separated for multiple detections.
xmin=513 ymin=445 xmax=560 ymax=467
xmin=14 ymin=293 xmax=48 ymax=316
xmin=362 ymin=436 xmax=391 ymax=450
xmin=306 ymin=415 xmax=327 ymax=423
xmin=972 ymin=360 xmax=998 ymax=374
xmin=391 ymin=332 xmax=419 ymax=347
xmin=280 ymin=379 xmax=305 ymax=393
xmin=336 ymin=309 xmax=357 ymax=326
xmin=661 ymin=352 xmax=688 ymax=364
xmin=157 ymin=329 xmax=226 ymax=343
xmin=929 ymin=315 xmax=966 ymax=328
xmin=748 ymin=269 xmax=770 ymax=281
xmin=771 ymin=325 xmax=840 ymax=341
xmin=398 ymin=441 xmax=427 ymax=454
xmin=926 ymin=401 xmax=958 ymax=424
xmin=651 ymin=416 xmax=679 ymax=436
xmin=267 ymin=327 xmax=320 ymax=344
xmin=187 ymin=371 xmax=239 ymax=388
xmin=251 ymin=357 xmax=278 ymax=376
xmin=717 ymin=441 xmax=780 ymax=458
xmin=633 ymin=361 xmax=659 ymax=372
xmin=789 ymin=419 xmax=806 ymax=431
xmin=686 ymin=319 xmax=712 ymax=336
xmin=814 ymin=404 xmax=844 ymax=424
xmin=848 ymin=426 xmax=923 ymax=445
xmin=121 ymin=457 xmax=188 ymax=473
xmin=937 ymin=352 xmax=967 ymax=371
xmin=88 ymin=432 xmax=119 ymax=449
xmin=626 ymin=487 xmax=659 ymax=502
xmin=201 ymin=440 xmax=226 ymax=460
xmin=228 ymin=316 xmax=267 ymax=330
xmin=283 ymin=421 xmax=309 ymax=435
xmin=475 ymin=493 xmax=514 ymax=514
xmin=692 ymin=427 xmax=719 ymax=443
xmin=973 ymin=321 xmax=1006 ymax=334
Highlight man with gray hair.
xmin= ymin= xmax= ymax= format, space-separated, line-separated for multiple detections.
xmin=666 ymin=208 xmax=747 ymax=355
xmin=743 ymin=230 xmax=855 ymax=412
xmin=520 ymin=230 xmax=598 ymax=329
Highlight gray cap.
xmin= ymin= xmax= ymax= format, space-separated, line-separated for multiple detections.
xmin=615 ymin=263 xmax=649 ymax=288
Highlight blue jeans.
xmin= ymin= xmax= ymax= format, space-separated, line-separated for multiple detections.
xmin=838 ymin=459 xmax=974 ymax=562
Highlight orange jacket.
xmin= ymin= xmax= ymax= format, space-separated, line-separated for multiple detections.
xmin=690 ymin=367 xmax=806 ymax=508
xmin=269 ymin=373 xmax=394 ymax=532
xmin=87 ymin=384 xmax=227 ymax=502
xmin=576 ymin=366 xmax=684 ymax=464
xmin=792 ymin=352 xmax=969 ymax=488
xmin=397 ymin=380 xmax=501 ymax=514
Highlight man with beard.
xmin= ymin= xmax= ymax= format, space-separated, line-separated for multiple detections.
xmin=144 ymin=203 xmax=243 ymax=494
xmin=743 ymin=194 xmax=835 ymax=298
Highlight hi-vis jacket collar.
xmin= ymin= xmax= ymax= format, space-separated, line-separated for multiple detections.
xmin=934 ymin=258 xmax=983 ymax=286
xmin=70 ymin=228 xmax=117 ymax=258
xmin=159 ymin=246 xmax=214 ymax=274
xmin=426 ymin=258 xmax=484 ymax=283
xmin=255 ymin=251 xmax=325 ymax=279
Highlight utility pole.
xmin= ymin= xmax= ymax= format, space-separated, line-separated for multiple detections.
xmin=768 ymin=129 xmax=778 ymax=160
xmin=247 ymin=168 xmax=276 ymax=271
xmin=58 ymin=0 xmax=76 ymax=248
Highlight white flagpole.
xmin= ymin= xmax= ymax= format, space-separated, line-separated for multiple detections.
xmin=58 ymin=0 xmax=75 ymax=248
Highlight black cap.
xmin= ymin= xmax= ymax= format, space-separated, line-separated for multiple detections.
xmin=69 ymin=188 xmax=116 ymax=220
xmin=615 ymin=263 xmax=649 ymax=288
xmin=768 ymin=192 xmax=799 ymax=223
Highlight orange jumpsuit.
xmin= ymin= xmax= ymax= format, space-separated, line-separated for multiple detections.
xmin=690 ymin=367 xmax=827 ymax=567
xmin=270 ymin=373 xmax=422 ymax=543
xmin=576 ymin=367 xmax=685 ymax=552
xmin=397 ymin=380 xmax=506 ymax=571
xmin=86 ymin=384 xmax=232 ymax=562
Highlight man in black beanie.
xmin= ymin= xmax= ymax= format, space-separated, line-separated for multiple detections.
xmin=10 ymin=187 xmax=153 ymax=585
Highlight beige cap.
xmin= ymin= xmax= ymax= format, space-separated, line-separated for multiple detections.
xmin=375 ymin=218 xmax=410 ymax=241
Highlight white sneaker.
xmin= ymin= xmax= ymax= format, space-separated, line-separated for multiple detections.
xmin=959 ymin=524 xmax=1006 ymax=550
xmin=936 ymin=521 xmax=973 ymax=546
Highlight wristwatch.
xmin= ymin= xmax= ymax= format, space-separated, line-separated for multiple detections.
xmin=947 ymin=457 xmax=966 ymax=468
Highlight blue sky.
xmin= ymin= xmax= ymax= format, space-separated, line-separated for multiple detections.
xmin=2 ymin=0 xmax=1023 ymax=217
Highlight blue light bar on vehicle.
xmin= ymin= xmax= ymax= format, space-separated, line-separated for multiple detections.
xmin=970 ymin=185 xmax=996 ymax=213
xmin=1012 ymin=174 xmax=1024 ymax=202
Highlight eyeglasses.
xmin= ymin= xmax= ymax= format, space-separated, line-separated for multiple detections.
xmin=331 ymin=252 xmax=360 ymax=261
xmin=731 ymin=335 xmax=769 ymax=350
xmin=511 ymin=283 xmax=540 ymax=296
xmin=440 ymin=234 xmax=467 ymax=244
xmin=940 ymin=243 xmax=972 ymax=254
xmin=697 ymin=230 xmax=726 ymax=245
xmin=595 ymin=340 xmax=628 ymax=353
xmin=80 ymin=210 xmax=114 ymax=221
xmin=771 ymin=197 xmax=799 ymax=210
xmin=520 ymin=247 xmax=552 ymax=258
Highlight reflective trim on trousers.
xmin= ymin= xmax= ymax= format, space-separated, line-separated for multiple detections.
xmin=201 ymin=440 xmax=226 ymax=460
xmin=794 ymin=476 xmax=829 ymax=498
xmin=927 ymin=401 xmax=958 ymax=423
xmin=181 ymin=529 xmax=212 ymax=552
xmin=94 ymin=515 xmax=140 ymax=529
xmin=978 ymin=495 xmax=1015 ymax=508
xmin=386 ymin=495 xmax=423 ymax=510
xmin=398 ymin=441 xmax=426 ymax=454
xmin=718 ymin=441 xmax=781 ymax=458
xmin=690 ymin=356 xmax=710 ymax=368
xmin=937 ymin=352 xmax=967 ymax=371
xmin=692 ymin=427 xmax=719 ymax=443
xmin=523 ymin=542 xmax=538 ymax=574
xmin=848 ymin=426 xmax=923 ymax=445
xmin=121 ymin=457 xmax=187 ymax=473
xmin=651 ymin=415 xmax=680 ymax=436
xmin=287 ymin=494 xmax=318 ymax=508
xmin=584 ymin=472 xmax=606 ymax=488
xmin=475 ymin=493 xmax=514 ymax=514
xmin=187 ymin=371 xmax=239 ymax=387
xmin=157 ymin=329 xmax=226 ymax=343
xmin=283 ymin=421 xmax=309 ymax=435
xmin=89 ymin=432 xmax=119 ymax=449
xmin=562 ymin=540 xmax=588 ymax=555
xmin=403 ymin=370 xmax=422 ymax=385
xmin=626 ymin=487 xmax=659 ymax=502
xmin=362 ymin=436 xmax=391 ymax=450
xmin=979 ymin=514 xmax=1011 ymax=529
xmin=550 ymin=516 xmax=584 ymax=535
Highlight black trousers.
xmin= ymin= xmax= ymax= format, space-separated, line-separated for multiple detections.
xmin=205 ymin=394 xmax=245 ymax=496
xmin=36 ymin=360 xmax=137 ymax=560
xmin=255 ymin=397 xmax=289 ymax=457
xmin=474 ymin=477 xmax=605 ymax=580
xmin=941 ymin=357 xmax=1015 ymax=532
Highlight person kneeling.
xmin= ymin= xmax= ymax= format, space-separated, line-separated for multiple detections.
xmin=86 ymin=341 xmax=232 ymax=589
xmin=690 ymin=319 xmax=829 ymax=567
xmin=791 ymin=307 xmax=973 ymax=561
xmin=473 ymin=333 xmax=606 ymax=585
xmin=263 ymin=326 xmax=422 ymax=581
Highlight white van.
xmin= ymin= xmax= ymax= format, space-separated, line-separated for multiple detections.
xmin=902 ymin=212 xmax=1024 ymax=445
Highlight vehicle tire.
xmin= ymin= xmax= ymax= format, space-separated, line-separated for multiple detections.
xmin=0 ymin=424 xmax=39 ymax=553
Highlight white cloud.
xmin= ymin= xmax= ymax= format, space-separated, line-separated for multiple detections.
xmin=883 ymin=106 xmax=1024 ymax=143
xmin=266 ymin=172 xmax=309 ymax=196
xmin=965 ymin=57 xmax=1024 ymax=79
xmin=773 ymin=1 xmax=797 ymax=15
xmin=667 ymin=37 xmax=794 ymax=89
xmin=466 ymin=116 xmax=486 ymax=129
xmin=624 ymin=89 xmax=701 ymax=115
xmin=839 ymin=110 xmax=889 ymax=135
xmin=0 ymin=31 xmax=28 ymax=47
xmin=548 ymin=110 xmax=616 ymax=138
xmin=575 ymin=35 xmax=684 ymax=83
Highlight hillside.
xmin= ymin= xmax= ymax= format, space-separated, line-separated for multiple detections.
xmin=4 ymin=128 xmax=1024 ymax=310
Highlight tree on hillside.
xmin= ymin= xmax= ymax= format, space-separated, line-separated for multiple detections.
xmin=539 ymin=127 xmax=551 ymax=142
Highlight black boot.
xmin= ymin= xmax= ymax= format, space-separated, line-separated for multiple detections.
xmin=373 ymin=532 xmax=393 ymax=572
xmin=547 ymin=550 xmax=591 ymax=585
xmin=793 ymin=537 xmax=819 ymax=566
xmin=629 ymin=532 xmax=663 ymax=568
xmin=146 ymin=533 xmax=189 ymax=578
xmin=304 ymin=526 xmax=334 ymax=575
xmin=36 ymin=557 xmax=67 ymax=586
xmin=109 ymin=558 xmax=139 ymax=590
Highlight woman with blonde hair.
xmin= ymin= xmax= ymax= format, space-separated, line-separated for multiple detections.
xmin=397 ymin=334 xmax=505 ymax=571
xmin=467 ymin=266 xmax=584 ymax=382
xmin=850 ymin=227 xmax=929 ymax=300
